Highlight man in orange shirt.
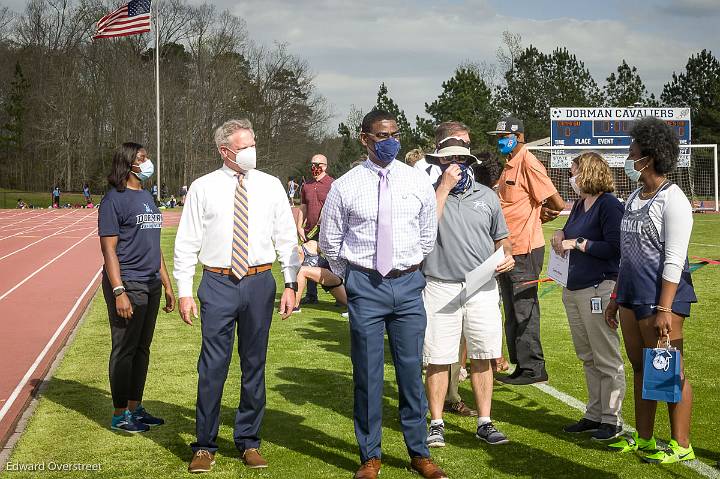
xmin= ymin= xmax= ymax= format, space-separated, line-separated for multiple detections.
xmin=488 ymin=117 xmax=565 ymax=385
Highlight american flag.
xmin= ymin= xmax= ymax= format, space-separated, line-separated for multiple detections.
xmin=93 ymin=0 xmax=152 ymax=40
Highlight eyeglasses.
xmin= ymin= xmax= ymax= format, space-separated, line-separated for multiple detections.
xmin=365 ymin=131 xmax=401 ymax=140
xmin=311 ymin=162 xmax=326 ymax=167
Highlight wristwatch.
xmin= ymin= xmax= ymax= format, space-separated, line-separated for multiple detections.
xmin=575 ymin=237 xmax=586 ymax=250
xmin=112 ymin=286 xmax=126 ymax=297
xmin=285 ymin=282 xmax=298 ymax=292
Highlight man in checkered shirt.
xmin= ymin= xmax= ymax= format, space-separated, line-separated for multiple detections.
xmin=320 ymin=110 xmax=447 ymax=479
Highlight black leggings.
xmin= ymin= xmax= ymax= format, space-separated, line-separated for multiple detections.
xmin=102 ymin=274 xmax=161 ymax=409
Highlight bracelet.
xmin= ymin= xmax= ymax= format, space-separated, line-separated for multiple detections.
xmin=655 ymin=305 xmax=673 ymax=313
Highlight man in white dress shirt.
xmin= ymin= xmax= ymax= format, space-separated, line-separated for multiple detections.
xmin=320 ymin=110 xmax=447 ymax=479
xmin=174 ymin=119 xmax=299 ymax=473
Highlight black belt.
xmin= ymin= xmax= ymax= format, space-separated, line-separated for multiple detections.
xmin=349 ymin=263 xmax=420 ymax=279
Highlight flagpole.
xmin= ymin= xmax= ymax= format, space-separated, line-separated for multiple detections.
xmin=153 ymin=0 xmax=161 ymax=203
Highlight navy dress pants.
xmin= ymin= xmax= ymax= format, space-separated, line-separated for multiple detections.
xmin=191 ymin=270 xmax=276 ymax=453
xmin=345 ymin=265 xmax=430 ymax=462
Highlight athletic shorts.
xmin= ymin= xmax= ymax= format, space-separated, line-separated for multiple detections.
xmin=422 ymin=277 xmax=502 ymax=365
xmin=618 ymin=301 xmax=692 ymax=320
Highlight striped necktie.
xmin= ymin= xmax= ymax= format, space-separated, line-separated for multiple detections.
xmin=232 ymin=173 xmax=249 ymax=279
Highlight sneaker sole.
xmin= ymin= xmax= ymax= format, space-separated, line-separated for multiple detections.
xmin=591 ymin=432 xmax=623 ymax=442
xmin=427 ymin=441 xmax=446 ymax=448
xmin=111 ymin=425 xmax=148 ymax=433
xmin=563 ymin=429 xmax=599 ymax=434
xmin=188 ymin=461 xmax=215 ymax=473
xmin=475 ymin=434 xmax=510 ymax=445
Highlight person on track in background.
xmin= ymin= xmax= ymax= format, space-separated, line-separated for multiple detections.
xmin=52 ymin=186 xmax=61 ymax=208
xmin=98 ymin=142 xmax=175 ymax=433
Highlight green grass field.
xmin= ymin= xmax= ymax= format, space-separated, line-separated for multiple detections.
xmin=3 ymin=216 xmax=720 ymax=478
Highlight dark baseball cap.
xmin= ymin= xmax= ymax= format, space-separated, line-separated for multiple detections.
xmin=487 ymin=116 xmax=524 ymax=135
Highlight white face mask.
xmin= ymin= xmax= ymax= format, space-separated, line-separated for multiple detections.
xmin=226 ymin=146 xmax=256 ymax=171
xmin=569 ymin=175 xmax=582 ymax=196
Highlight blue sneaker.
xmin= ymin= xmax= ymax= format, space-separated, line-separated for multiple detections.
xmin=133 ymin=405 xmax=165 ymax=426
xmin=111 ymin=410 xmax=149 ymax=433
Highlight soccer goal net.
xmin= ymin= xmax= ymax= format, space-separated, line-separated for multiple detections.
xmin=527 ymin=144 xmax=718 ymax=212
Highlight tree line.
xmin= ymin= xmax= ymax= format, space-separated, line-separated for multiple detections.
xmin=337 ymin=32 xmax=720 ymax=175
xmin=0 ymin=3 xmax=718 ymax=194
xmin=0 ymin=0 xmax=333 ymax=195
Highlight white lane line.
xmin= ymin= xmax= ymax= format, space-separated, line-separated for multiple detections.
xmin=532 ymin=382 xmax=719 ymax=478
xmin=690 ymin=242 xmax=720 ymax=248
xmin=0 ymin=228 xmax=97 ymax=302
xmin=0 ymin=210 xmax=55 ymax=230
xmin=0 ymin=211 xmax=96 ymax=262
xmin=0 ymin=211 xmax=77 ymax=241
xmin=0 ymin=267 xmax=102 ymax=424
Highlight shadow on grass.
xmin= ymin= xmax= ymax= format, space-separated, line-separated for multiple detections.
xmin=37 ymin=377 xmax=368 ymax=473
xmin=295 ymin=316 xmax=398 ymax=368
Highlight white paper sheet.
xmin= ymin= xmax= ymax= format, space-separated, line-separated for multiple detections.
xmin=464 ymin=248 xmax=505 ymax=296
xmin=547 ymin=248 xmax=569 ymax=287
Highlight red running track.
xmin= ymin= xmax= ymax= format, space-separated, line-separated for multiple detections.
xmin=0 ymin=208 xmax=181 ymax=448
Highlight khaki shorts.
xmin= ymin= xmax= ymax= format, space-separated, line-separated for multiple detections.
xmin=422 ymin=277 xmax=502 ymax=365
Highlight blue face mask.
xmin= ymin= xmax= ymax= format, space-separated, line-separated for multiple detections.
xmin=440 ymin=162 xmax=473 ymax=195
xmin=497 ymin=135 xmax=518 ymax=155
xmin=373 ymin=137 xmax=401 ymax=165
xmin=132 ymin=160 xmax=155 ymax=181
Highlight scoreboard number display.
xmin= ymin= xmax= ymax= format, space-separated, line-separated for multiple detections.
xmin=549 ymin=107 xmax=691 ymax=167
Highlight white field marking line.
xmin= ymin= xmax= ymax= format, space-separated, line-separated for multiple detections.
xmin=533 ymin=383 xmax=720 ymax=478
xmin=0 ymin=227 xmax=97 ymax=302
xmin=0 ymin=267 xmax=102 ymax=424
xmin=690 ymin=242 xmax=720 ymax=248
xmin=0 ymin=210 xmax=56 ymax=230
xmin=0 ymin=211 xmax=97 ymax=262
xmin=0 ymin=210 xmax=77 ymax=241
xmin=0 ymin=210 xmax=75 ymax=234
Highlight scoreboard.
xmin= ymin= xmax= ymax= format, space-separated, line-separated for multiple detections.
xmin=549 ymin=107 xmax=691 ymax=167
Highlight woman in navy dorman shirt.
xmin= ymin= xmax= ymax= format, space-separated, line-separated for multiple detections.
xmin=552 ymin=152 xmax=625 ymax=442
xmin=98 ymin=142 xmax=175 ymax=433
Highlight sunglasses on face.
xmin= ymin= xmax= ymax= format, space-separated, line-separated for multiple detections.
xmin=366 ymin=131 xmax=401 ymax=140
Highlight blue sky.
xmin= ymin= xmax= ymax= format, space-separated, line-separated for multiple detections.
xmin=4 ymin=0 xmax=719 ymax=127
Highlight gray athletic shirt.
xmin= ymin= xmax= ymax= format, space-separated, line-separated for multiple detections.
xmin=422 ymin=182 xmax=509 ymax=281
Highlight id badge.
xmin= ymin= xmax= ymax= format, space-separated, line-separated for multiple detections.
xmin=591 ymin=297 xmax=603 ymax=314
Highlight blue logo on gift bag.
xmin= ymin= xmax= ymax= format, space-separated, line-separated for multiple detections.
xmin=642 ymin=337 xmax=682 ymax=403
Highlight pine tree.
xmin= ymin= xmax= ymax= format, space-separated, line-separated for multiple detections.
xmin=418 ymin=67 xmax=498 ymax=150
xmin=604 ymin=60 xmax=657 ymax=107
xmin=496 ymin=46 xmax=603 ymax=141
xmin=661 ymin=49 xmax=720 ymax=145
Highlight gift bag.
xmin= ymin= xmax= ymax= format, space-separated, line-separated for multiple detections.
xmin=642 ymin=337 xmax=682 ymax=403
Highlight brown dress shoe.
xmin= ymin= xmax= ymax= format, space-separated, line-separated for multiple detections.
xmin=354 ymin=458 xmax=381 ymax=479
xmin=443 ymin=400 xmax=478 ymax=417
xmin=188 ymin=450 xmax=215 ymax=473
xmin=241 ymin=448 xmax=268 ymax=468
xmin=410 ymin=457 xmax=448 ymax=479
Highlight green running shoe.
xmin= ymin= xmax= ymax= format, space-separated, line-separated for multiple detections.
xmin=608 ymin=431 xmax=656 ymax=453
xmin=643 ymin=439 xmax=695 ymax=464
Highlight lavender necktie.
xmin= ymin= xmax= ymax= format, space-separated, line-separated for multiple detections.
xmin=376 ymin=168 xmax=393 ymax=276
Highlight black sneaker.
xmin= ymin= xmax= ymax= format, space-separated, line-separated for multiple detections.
xmin=426 ymin=423 xmax=445 ymax=448
xmin=476 ymin=422 xmax=509 ymax=445
xmin=563 ymin=418 xmax=601 ymax=434
xmin=133 ymin=405 xmax=165 ymax=426
xmin=591 ymin=423 xmax=623 ymax=441
xmin=496 ymin=370 xmax=548 ymax=385
xmin=299 ymin=297 xmax=318 ymax=305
